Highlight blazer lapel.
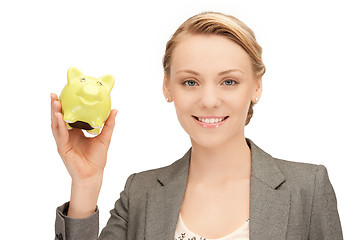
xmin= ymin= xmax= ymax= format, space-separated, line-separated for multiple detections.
xmin=145 ymin=148 xmax=191 ymax=240
xmin=248 ymin=138 xmax=290 ymax=239
xmin=145 ymin=138 xmax=290 ymax=240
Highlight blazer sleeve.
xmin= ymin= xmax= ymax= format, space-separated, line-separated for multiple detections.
xmin=308 ymin=164 xmax=343 ymax=239
xmin=54 ymin=172 xmax=137 ymax=240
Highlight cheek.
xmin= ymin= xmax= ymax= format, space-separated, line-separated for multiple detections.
xmin=235 ymin=95 xmax=251 ymax=109
xmin=174 ymin=97 xmax=193 ymax=118
xmin=227 ymin=91 xmax=252 ymax=116
xmin=172 ymin=89 xmax=194 ymax=114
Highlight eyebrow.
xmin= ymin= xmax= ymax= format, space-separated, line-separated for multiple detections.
xmin=176 ymin=69 xmax=245 ymax=76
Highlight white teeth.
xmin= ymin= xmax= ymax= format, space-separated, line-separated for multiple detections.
xmin=198 ymin=117 xmax=224 ymax=123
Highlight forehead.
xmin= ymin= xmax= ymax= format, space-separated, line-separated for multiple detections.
xmin=171 ymin=34 xmax=253 ymax=75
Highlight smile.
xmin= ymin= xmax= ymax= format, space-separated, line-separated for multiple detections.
xmin=80 ymin=97 xmax=98 ymax=105
xmin=192 ymin=115 xmax=229 ymax=128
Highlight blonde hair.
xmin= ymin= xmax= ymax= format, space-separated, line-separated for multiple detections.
xmin=162 ymin=11 xmax=266 ymax=126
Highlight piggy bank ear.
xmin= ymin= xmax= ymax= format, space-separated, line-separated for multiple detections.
xmin=100 ymin=74 xmax=115 ymax=91
xmin=67 ymin=67 xmax=84 ymax=83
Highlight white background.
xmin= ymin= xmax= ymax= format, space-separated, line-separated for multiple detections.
xmin=1 ymin=0 xmax=359 ymax=238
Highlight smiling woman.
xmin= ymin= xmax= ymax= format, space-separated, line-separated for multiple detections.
xmin=163 ymin=23 xmax=264 ymax=133
xmin=52 ymin=10 xmax=343 ymax=240
xmin=162 ymin=32 xmax=262 ymax=151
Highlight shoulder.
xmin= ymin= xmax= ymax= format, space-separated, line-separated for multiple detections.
xmin=272 ymin=157 xmax=332 ymax=194
xmin=273 ymin=158 xmax=342 ymax=237
xmin=273 ymin=157 xmax=320 ymax=180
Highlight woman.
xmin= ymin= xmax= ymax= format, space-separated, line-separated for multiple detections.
xmin=51 ymin=11 xmax=343 ymax=240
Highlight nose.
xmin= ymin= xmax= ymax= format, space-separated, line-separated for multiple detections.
xmin=82 ymin=83 xmax=100 ymax=101
xmin=199 ymin=85 xmax=221 ymax=109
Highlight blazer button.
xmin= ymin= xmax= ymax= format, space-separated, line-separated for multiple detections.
xmin=56 ymin=233 xmax=63 ymax=240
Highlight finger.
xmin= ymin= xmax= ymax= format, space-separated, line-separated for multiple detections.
xmin=97 ymin=109 xmax=118 ymax=147
xmin=52 ymin=111 xmax=61 ymax=148
xmin=51 ymin=95 xmax=59 ymax=138
xmin=55 ymin=112 xmax=69 ymax=151
xmin=52 ymin=99 xmax=63 ymax=133
xmin=50 ymin=93 xmax=58 ymax=124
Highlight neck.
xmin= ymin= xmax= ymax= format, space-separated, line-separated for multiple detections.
xmin=188 ymin=134 xmax=251 ymax=185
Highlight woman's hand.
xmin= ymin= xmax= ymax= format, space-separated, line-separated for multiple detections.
xmin=50 ymin=92 xmax=118 ymax=217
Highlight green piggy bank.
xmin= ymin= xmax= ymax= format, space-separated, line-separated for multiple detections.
xmin=59 ymin=67 xmax=115 ymax=135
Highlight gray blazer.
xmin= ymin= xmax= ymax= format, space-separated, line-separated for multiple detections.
xmin=55 ymin=138 xmax=343 ymax=240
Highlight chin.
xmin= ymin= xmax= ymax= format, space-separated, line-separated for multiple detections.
xmin=189 ymin=134 xmax=228 ymax=149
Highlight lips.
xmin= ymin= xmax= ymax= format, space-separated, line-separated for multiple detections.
xmin=192 ymin=115 xmax=229 ymax=121
xmin=192 ymin=115 xmax=229 ymax=128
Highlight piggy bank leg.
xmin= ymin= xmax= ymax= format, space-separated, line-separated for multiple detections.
xmin=86 ymin=119 xmax=104 ymax=135
xmin=65 ymin=122 xmax=73 ymax=130
xmin=87 ymin=128 xmax=100 ymax=135
xmin=63 ymin=112 xmax=77 ymax=130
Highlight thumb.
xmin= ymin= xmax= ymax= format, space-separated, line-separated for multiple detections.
xmin=97 ymin=109 xmax=118 ymax=146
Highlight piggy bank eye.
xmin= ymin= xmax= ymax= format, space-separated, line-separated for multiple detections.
xmin=97 ymin=81 xmax=103 ymax=86
xmin=81 ymin=77 xmax=86 ymax=82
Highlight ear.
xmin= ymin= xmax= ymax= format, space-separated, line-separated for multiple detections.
xmin=162 ymin=75 xmax=171 ymax=101
xmin=100 ymin=74 xmax=115 ymax=92
xmin=67 ymin=66 xmax=84 ymax=84
xmin=253 ymin=77 xmax=263 ymax=101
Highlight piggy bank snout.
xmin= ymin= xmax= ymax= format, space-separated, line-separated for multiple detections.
xmin=81 ymin=84 xmax=102 ymax=101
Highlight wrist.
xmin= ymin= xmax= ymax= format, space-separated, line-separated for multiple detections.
xmin=68 ymin=174 xmax=103 ymax=218
xmin=72 ymin=173 xmax=103 ymax=189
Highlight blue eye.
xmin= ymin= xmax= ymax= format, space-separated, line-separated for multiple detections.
xmin=223 ymin=80 xmax=237 ymax=86
xmin=183 ymin=80 xmax=197 ymax=87
xmin=182 ymin=79 xmax=238 ymax=87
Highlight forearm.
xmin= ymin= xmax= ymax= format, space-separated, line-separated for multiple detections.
xmin=68 ymin=174 xmax=103 ymax=218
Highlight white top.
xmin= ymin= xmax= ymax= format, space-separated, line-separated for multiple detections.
xmin=174 ymin=213 xmax=249 ymax=240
